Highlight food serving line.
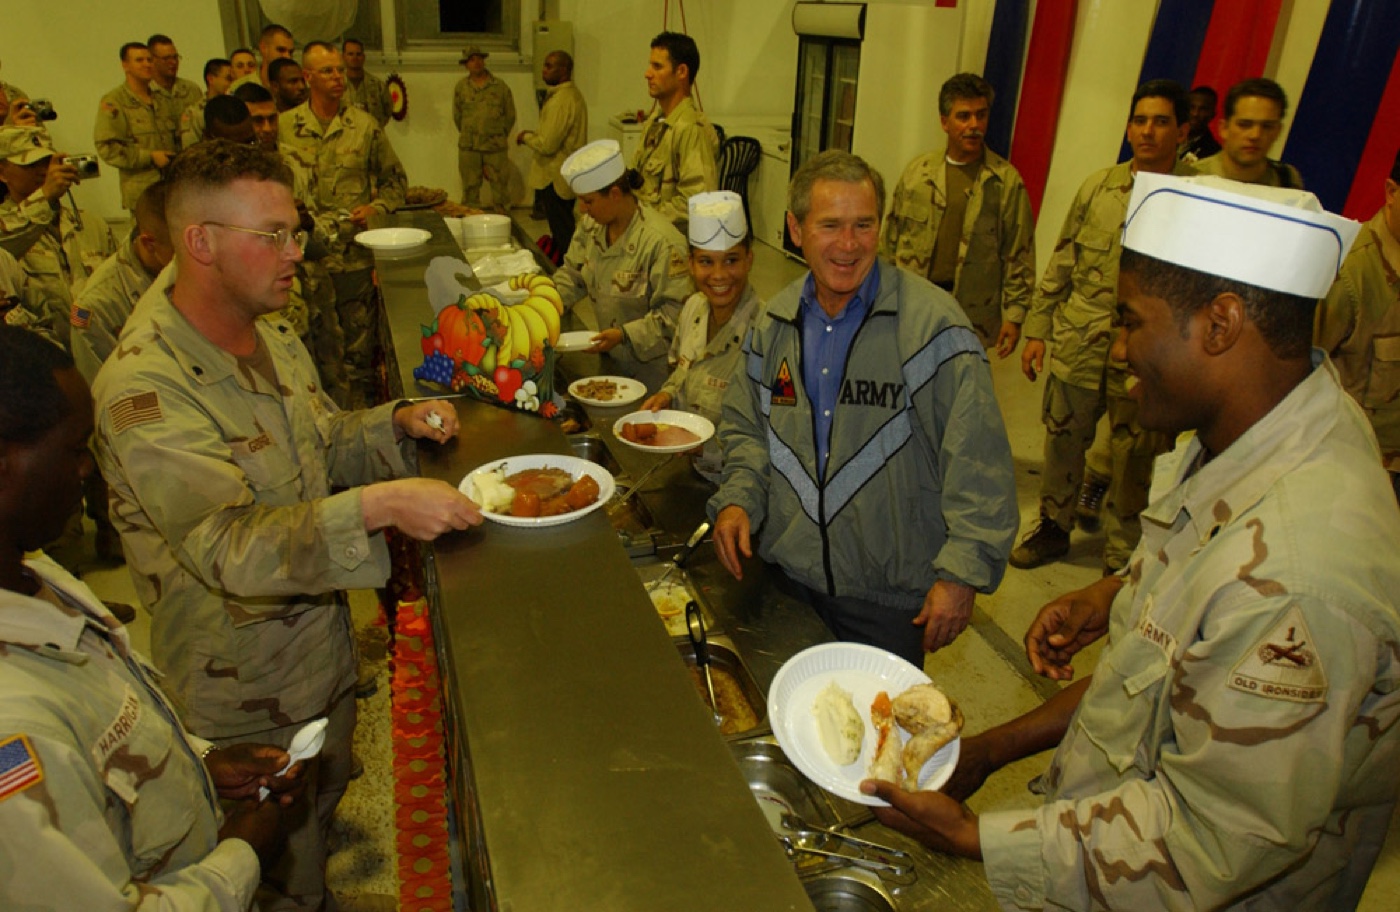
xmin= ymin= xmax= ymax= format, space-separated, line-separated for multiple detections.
xmin=368 ymin=209 xmax=1001 ymax=911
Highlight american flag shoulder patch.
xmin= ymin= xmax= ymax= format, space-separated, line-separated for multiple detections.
xmin=0 ymin=735 xmax=44 ymax=802
xmin=70 ymin=306 xmax=91 ymax=329
xmin=109 ymin=391 xmax=163 ymax=435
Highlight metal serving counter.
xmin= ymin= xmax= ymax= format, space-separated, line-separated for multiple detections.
xmin=372 ymin=211 xmax=813 ymax=911
xmin=371 ymin=210 xmax=1000 ymax=911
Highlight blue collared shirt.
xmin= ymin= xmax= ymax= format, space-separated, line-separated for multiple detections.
xmin=799 ymin=266 xmax=880 ymax=480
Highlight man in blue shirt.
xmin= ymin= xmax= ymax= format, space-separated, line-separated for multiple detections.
xmin=709 ymin=150 xmax=1017 ymax=664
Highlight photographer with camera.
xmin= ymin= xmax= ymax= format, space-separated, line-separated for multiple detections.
xmin=0 ymin=126 xmax=112 ymax=352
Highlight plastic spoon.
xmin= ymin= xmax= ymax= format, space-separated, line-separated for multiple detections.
xmin=258 ymin=717 xmax=329 ymax=801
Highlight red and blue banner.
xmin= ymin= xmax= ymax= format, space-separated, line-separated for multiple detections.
xmin=1007 ymin=0 xmax=1077 ymax=216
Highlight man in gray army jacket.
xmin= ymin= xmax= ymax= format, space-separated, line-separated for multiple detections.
xmin=880 ymin=73 xmax=1035 ymax=354
xmin=710 ymin=150 xmax=1017 ymax=665
xmin=864 ymin=172 xmax=1400 ymax=912
xmin=93 ymin=141 xmax=479 ymax=909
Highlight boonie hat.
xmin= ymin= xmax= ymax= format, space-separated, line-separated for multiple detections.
xmin=1122 ymin=173 xmax=1361 ymax=299
xmin=688 ymin=191 xmax=747 ymax=250
xmin=459 ymin=46 xmax=489 ymax=63
xmin=561 ymin=139 xmax=625 ymax=196
xmin=0 ymin=126 xmax=56 ymax=165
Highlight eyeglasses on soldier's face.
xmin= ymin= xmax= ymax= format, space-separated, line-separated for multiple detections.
xmin=200 ymin=221 xmax=307 ymax=251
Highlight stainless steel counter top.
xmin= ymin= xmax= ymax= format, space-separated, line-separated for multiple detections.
xmin=372 ymin=212 xmax=814 ymax=912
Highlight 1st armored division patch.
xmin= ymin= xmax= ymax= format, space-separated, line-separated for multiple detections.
xmin=1228 ymin=605 xmax=1328 ymax=704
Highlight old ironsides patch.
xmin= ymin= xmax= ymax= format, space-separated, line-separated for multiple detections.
xmin=770 ymin=358 xmax=796 ymax=407
xmin=1228 ymin=605 xmax=1329 ymax=704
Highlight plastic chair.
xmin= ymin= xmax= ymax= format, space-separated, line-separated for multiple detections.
xmin=717 ymin=136 xmax=762 ymax=227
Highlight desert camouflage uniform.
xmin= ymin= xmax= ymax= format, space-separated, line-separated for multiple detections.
xmin=1316 ymin=210 xmax=1400 ymax=484
xmin=94 ymin=83 xmax=176 ymax=210
xmin=660 ymin=285 xmax=762 ymax=480
xmin=152 ymin=77 xmax=204 ymax=150
xmin=345 ymin=72 xmax=392 ymax=129
xmin=93 ymin=280 xmax=415 ymax=908
xmin=0 ymin=553 xmax=260 ymax=911
xmin=554 ymin=205 xmax=694 ymax=390
xmin=1022 ymin=161 xmax=1191 ymax=568
xmin=280 ymin=101 xmax=406 ymax=406
xmin=453 ymin=73 xmax=516 ymax=208
xmin=982 ymin=356 xmax=1400 ymax=911
xmin=0 ymin=189 xmax=112 ymax=350
xmin=879 ymin=147 xmax=1036 ymax=347
xmin=179 ymin=97 xmax=208 ymax=150
xmin=71 ymin=235 xmax=161 ymax=384
xmin=1193 ymin=151 xmax=1305 ymax=189
xmin=631 ymin=96 xmax=719 ymax=234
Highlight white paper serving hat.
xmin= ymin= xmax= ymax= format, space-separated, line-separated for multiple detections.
xmin=1122 ymin=173 xmax=1360 ymax=299
xmin=688 ymin=191 xmax=748 ymax=250
xmin=561 ymin=139 xmax=625 ymax=196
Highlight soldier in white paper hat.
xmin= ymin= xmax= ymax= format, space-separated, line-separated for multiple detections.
xmin=864 ymin=173 xmax=1400 ymax=912
xmin=641 ymin=190 xmax=762 ymax=481
xmin=553 ymin=139 xmax=693 ymax=390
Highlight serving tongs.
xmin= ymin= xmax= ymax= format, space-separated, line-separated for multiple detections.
xmin=646 ymin=521 xmax=710 ymax=591
xmin=777 ymin=836 xmax=915 ymax=879
xmin=780 ymin=813 xmax=914 ymax=867
xmin=607 ymin=453 xmax=674 ymax=514
xmin=686 ymin=601 xmax=723 ymax=726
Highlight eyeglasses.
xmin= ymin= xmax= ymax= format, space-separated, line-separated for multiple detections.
xmin=314 ymin=66 xmax=347 ymax=77
xmin=201 ymin=221 xmax=307 ymax=251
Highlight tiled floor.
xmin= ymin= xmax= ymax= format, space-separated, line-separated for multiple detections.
xmin=75 ymin=232 xmax=1399 ymax=909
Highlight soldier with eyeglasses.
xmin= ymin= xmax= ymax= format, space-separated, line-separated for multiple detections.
xmin=91 ymin=140 xmax=480 ymax=910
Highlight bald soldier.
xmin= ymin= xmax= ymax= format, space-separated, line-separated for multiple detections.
xmin=92 ymin=141 xmax=480 ymax=909
xmin=280 ymin=41 xmax=406 ymax=407
xmin=516 ymin=50 xmax=588 ymax=256
xmin=864 ymin=173 xmax=1400 ymax=911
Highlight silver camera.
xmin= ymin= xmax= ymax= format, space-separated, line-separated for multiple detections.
xmin=67 ymin=154 xmax=101 ymax=180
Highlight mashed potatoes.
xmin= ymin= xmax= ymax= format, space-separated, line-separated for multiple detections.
xmin=812 ymin=681 xmax=864 ymax=766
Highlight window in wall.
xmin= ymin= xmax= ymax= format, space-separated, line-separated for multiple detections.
xmin=221 ymin=0 xmax=517 ymax=54
xmin=400 ymin=0 xmax=515 ymax=49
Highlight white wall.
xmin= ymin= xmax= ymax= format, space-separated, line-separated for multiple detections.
xmin=3 ymin=0 xmax=227 ymax=222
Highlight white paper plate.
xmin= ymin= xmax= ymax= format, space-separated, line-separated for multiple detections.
xmin=568 ymin=375 xmax=647 ymax=408
xmin=355 ymin=227 xmax=431 ymax=256
xmin=460 ymin=454 xmax=615 ymax=527
xmin=768 ymin=642 xmax=961 ymax=806
xmin=555 ymin=330 xmax=596 ymax=353
xmin=613 ymin=409 xmax=716 ymax=454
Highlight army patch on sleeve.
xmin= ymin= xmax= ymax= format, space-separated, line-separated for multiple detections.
xmin=669 ymin=248 xmax=689 ymax=277
xmin=0 ymin=735 xmax=44 ymax=802
xmin=770 ymin=358 xmax=797 ymax=407
xmin=109 ymin=391 xmax=163 ymax=435
xmin=1228 ymin=605 xmax=1328 ymax=703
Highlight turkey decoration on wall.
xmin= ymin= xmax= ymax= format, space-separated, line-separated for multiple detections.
xmin=387 ymin=74 xmax=408 ymax=121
